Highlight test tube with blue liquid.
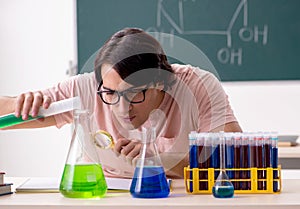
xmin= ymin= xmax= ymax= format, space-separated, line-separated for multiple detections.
xmin=225 ymin=133 xmax=234 ymax=180
xmin=189 ymin=131 xmax=198 ymax=192
xmin=271 ymin=132 xmax=279 ymax=192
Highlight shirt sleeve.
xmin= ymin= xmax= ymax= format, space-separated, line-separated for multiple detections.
xmin=42 ymin=73 xmax=97 ymax=128
xmin=193 ymin=70 xmax=237 ymax=132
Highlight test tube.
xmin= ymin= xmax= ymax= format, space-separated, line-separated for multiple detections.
xmin=188 ymin=131 xmax=198 ymax=192
xmin=249 ymin=132 xmax=257 ymax=168
xmin=211 ymin=133 xmax=220 ymax=180
xmin=225 ymin=133 xmax=234 ymax=180
xmin=263 ymin=132 xmax=272 ymax=190
xmin=263 ymin=132 xmax=272 ymax=168
xmin=233 ymin=133 xmax=241 ymax=190
xmin=249 ymin=132 xmax=256 ymax=190
xmin=262 ymin=132 xmax=272 ymax=190
xmin=240 ymin=133 xmax=250 ymax=190
xmin=256 ymin=132 xmax=266 ymax=190
xmin=197 ymin=133 xmax=206 ymax=190
xmin=0 ymin=97 xmax=80 ymax=129
xmin=203 ymin=133 xmax=212 ymax=190
xmin=271 ymin=132 xmax=279 ymax=192
xmin=189 ymin=132 xmax=198 ymax=169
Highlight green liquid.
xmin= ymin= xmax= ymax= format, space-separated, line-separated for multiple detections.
xmin=0 ymin=113 xmax=43 ymax=129
xmin=59 ymin=164 xmax=107 ymax=198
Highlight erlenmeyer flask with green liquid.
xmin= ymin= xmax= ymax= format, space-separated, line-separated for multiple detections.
xmin=59 ymin=109 xmax=107 ymax=198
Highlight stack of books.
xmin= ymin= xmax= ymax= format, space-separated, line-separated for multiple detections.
xmin=0 ymin=172 xmax=13 ymax=196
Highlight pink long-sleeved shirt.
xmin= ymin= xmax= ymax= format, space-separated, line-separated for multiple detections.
xmin=42 ymin=64 xmax=237 ymax=178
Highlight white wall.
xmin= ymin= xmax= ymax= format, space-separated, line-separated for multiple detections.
xmin=0 ymin=0 xmax=76 ymax=177
xmin=223 ymin=81 xmax=300 ymax=136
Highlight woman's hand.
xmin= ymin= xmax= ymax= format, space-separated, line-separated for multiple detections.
xmin=15 ymin=91 xmax=52 ymax=120
xmin=114 ymin=138 xmax=142 ymax=166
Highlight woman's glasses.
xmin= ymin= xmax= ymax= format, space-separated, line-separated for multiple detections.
xmin=97 ymin=83 xmax=149 ymax=105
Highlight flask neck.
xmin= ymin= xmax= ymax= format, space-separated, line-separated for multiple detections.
xmin=66 ymin=109 xmax=99 ymax=165
xmin=74 ymin=110 xmax=91 ymax=128
xmin=137 ymin=137 xmax=162 ymax=167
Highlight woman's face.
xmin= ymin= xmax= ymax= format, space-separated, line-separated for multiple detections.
xmin=101 ymin=64 xmax=164 ymax=129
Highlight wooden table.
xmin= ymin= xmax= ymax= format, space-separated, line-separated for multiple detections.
xmin=1 ymin=176 xmax=300 ymax=209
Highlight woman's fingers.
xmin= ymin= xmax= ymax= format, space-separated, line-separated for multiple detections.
xmin=31 ymin=91 xmax=44 ymax=117
xmin=43 ymin=95 xmax=51 ymax=109
xmin=124 ymin=144 xmax=141 ymax=165
xmin=15 ymin=93 xmax=26 ymax=117
xmin=14 ymin=91 xmax=51 ymax=119
xmin=120 ymin=140 xmax=141 ymax=165
xmin=22 ymin=92 xmax=36 ymax=119
xmin=15 ymin=92 xmax=34 ymax=120
xmin=114 ymin=138 xmax=141 ymax=165
xmin=114 ymin=138 xmax=131 ymax=156
xmin=120 ymin=140 xmax=138 ymax=155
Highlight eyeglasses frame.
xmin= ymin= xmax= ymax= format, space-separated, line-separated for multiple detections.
xmin=97 ymin=82 xmax=150 ymax=105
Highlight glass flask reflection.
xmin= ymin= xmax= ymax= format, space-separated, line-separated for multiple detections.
xmin=130 ymin=127 xmax=170 ymax=198
xmin=59 ymin=109 xmax=107 ymax=198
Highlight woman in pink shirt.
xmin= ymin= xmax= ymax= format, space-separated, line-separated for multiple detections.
xmin=0 ymin=28 xmax=242 ymax=178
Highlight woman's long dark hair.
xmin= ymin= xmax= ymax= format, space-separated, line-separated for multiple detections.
xmin=94 ymin=28 xmax=174 ymax=89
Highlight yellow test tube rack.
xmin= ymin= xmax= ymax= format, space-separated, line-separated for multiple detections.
xmin=184 ymin=166 xmax=282 ymax=194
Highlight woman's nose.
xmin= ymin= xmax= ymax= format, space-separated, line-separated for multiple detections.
xmin=116 ymin=96 xmax=133 ymax=113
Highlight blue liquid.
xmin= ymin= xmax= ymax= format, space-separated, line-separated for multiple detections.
xmin=272 ymin=147 xmax=279 ymax=192
xmin=189 ymin=145 xmax=198 ymax=169
xmin=225 ymin=144 xmax=234 ymax=179
xmin=130 ymin=166 xmax=170 ymax=198
xmin=212 ymin=145 xmax=220 ymax=179
xmin=212 ymin=185 xmax=234 ymax=198
xmin=189 ymin=145 xmax=198 ymax=192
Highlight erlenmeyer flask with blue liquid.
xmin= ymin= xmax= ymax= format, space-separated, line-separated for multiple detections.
xmin=130 ymin=127 xmax=170 ymax=198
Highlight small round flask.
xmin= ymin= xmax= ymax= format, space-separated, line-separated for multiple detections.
xmin=212 ymin=132 xmax=234 ymax=198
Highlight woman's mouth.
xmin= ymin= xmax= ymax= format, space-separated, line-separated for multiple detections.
xmin=122 ymin=115 xmax=136 ymax=123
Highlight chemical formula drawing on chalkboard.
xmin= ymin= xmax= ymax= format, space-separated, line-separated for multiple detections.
xmin=77 ymin=0 xmax=300 ymax=81
xmin=146 ymin=0 xmax=268 ymax=67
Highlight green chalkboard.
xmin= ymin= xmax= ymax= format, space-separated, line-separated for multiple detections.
xmin=77 ymin=0 xmax=300 ymax=81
